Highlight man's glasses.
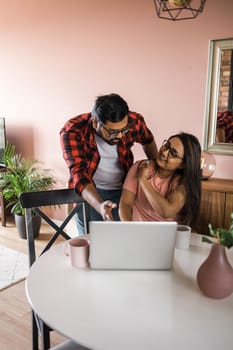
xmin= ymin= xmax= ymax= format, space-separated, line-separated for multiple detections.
xmin=161 ymin=140 xmax=184 ymax=160
xmin=100 ymin=122 xmax=130 ymax=139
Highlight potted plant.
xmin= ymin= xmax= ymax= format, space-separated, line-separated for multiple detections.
xmin=196 ymin=213 xmax=233 ymax=299
xmin=0 ymin=143 xmax=56 ymax=238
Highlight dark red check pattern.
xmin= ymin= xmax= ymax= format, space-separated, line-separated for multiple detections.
xmin=60 ymin=111 xmax=154 ymax=194
xmin=217 ymin=111 xmax=233 ymax=143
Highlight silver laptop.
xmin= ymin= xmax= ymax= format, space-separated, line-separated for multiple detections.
xmin=89 ymin=221 xmax=177 ymax=270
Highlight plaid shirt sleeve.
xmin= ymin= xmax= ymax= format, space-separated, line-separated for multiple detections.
xmin=60 ymin=113 xmax=98 ymax=194
xmin=217 ymin=111 xmax=233 ymax=143
xmin=118 ymin=112 xmax=155 ymax=175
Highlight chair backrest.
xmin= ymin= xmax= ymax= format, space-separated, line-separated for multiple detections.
xmin=0 ymin=117 xmax=6 ymax=166
xmin=20 ymin=188 xmax=88 ymax=267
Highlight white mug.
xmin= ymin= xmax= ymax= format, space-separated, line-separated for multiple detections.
xmin=175 ymin=225 xmax=191 ymax=250
xmin=63 ymin=237 xmax=90 ymax=268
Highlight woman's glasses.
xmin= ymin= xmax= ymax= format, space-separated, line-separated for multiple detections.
xmin=161 ymin=140 xmax=184 ymax=160
xmin=100 ymin=122 xmax=130 ymax=139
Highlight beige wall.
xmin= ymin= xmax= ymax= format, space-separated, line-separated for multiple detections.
xmin=0 ymin=0 xmax=232 ymax=185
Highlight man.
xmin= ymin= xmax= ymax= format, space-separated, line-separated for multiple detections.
xmin=216 ymin=110 xmax=233 ymax=143
xmin=60 ymin=93 xmax=157 ymax=234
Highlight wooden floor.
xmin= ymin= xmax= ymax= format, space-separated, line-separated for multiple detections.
xmin=0 ymin=216 xmax=67 ymax=350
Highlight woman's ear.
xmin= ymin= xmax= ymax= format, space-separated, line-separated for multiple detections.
xmin=92 ymin=118 xmax=97 ymax=130
xmin=178 ymin=163 xmax=185 ymax=169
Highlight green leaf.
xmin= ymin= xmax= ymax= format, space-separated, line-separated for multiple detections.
xmin=0 ymin=142 xmax=56 ymax=215
xmin=202 ymin=236 xmax=214 ymax=244
xmin=205 ymin=212 xmax=233 ymax=249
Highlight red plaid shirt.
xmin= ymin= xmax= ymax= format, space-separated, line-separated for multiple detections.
xmin=217 ymin=111 xmax=233 ymax=143
xmin=60 ymin=112 xmax=154 ymax=195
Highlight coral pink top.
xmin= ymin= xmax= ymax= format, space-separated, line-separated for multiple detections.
xmin=123 ymin=161 xmax=181 ymax=221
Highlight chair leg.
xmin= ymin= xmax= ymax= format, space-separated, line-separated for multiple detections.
xmin=32 ymin=311 xmax=51 ymax=350
xmin=32 ymin=311 xmax=39 ymax=350
xmin=0 ymin=193 xmax=6 ymax=227
xmin=41 ymin=321 xmax=51 ymax=350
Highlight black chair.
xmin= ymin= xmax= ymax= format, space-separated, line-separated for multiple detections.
xmin=0 ymin=191 xmax=7 ymax=226
xmin=0 ymin=166 xmax=11 ymax=226
xmin=20 ymin=188 xmax=90 ymax=350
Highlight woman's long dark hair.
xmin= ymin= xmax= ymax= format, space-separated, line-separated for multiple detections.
xmin=167 ymin=132 xmax=201 ymax=226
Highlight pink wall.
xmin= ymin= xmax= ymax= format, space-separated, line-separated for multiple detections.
xmin=0 ymin=0 xmax=232 ymax=186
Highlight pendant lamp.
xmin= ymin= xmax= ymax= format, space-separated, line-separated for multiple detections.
xmin=153 ymin=0 xmax=206 ymax=21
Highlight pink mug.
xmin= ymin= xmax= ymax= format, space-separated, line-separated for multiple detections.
xmin=64 ymin=237 xmax=90 ymax=268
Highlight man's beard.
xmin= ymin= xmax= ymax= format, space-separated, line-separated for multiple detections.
xmin=106 ymin=138 xmax=120 ymax=145
xmin=95 ymin=130 xmax=120 ymax=145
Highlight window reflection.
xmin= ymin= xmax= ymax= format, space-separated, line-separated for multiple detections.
xmin=215 ymin=49 xmax=233 ymax=144
xmin=204 ymin=38 xmax=233 ymax=155
xmin=216 ymin=111 xmax=233 ymax=143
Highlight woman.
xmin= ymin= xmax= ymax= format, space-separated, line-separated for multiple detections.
xmin=119 ymin=132 xmax=201 ymax=226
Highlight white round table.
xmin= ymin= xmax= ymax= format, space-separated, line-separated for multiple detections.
xmin=25 ymin=234 xmax=233 ymax=350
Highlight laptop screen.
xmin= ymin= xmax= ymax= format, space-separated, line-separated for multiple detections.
xmin=89 ymin=221 xmax=177 ymax=270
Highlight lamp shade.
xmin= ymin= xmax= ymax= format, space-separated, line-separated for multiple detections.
xmin=153 ymin=0 xmax=206 ymax=21
xmin=201 ymin=151 xmax=216 ymax=180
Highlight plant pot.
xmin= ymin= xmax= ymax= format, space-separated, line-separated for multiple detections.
xmin=14 ymin=214 xmax=41 ymax=239
xmin=197 ymin=243 xmax=233 ymax=299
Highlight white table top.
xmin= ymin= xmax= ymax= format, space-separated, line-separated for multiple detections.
xmin=25 ymin=234 xmax=233 ymax=350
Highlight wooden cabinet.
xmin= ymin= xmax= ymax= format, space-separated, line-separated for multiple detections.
xmin=194 ymin=178 xmax=233 ymax=235
xmin=225 ymin=193 xmax=233 ymax=227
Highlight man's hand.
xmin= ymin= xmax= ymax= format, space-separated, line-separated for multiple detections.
xmin=100 ymin=200 xmax=117 ymax=221
xmin=137 ymin=159 xmax=156 ymax=180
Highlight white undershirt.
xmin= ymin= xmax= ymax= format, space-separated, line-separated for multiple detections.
xmin=93 ymin=134 xmax=124 ymax=190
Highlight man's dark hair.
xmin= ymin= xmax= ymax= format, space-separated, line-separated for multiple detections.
xmin=92 ymin=93 xmax=129 ymax=123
